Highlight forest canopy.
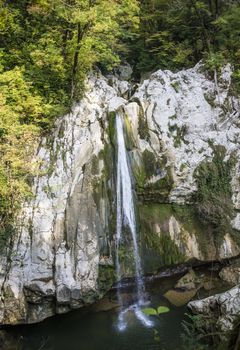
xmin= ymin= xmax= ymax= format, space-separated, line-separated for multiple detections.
xmin=0 ymin=0 xmax=240 ymax=238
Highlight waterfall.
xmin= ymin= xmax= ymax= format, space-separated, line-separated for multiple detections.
xmin=115 ymin=112 xmax=153 ymax=331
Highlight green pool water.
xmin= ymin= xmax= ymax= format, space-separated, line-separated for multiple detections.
xmin=2 ymin=283 xmax=187 ymax=350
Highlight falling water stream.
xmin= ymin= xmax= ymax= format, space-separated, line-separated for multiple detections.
xmin=115 ymin=112 xmax=153 ymax=331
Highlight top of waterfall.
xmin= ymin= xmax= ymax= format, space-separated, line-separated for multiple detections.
xmin=108 ymin=97 xmax=127 ymax=113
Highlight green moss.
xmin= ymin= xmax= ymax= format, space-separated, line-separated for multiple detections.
xmin=108 ymin=111 xmax=116 ymax=145
xmin=139 ymin=204 xmax=185 ymax=269
xmin=180 ymin=163 xmax=187 ymax=172
xmin=47 ymin=140 xmax=61 ymax=177
xmin=171 ymin=81 xmax=181 ymax=93
xmin=140 ymin=203 xmax=172 ymax=230
xmin=133 ymin=150 xmax=174 ymax=202
xmin=168 ymin=123 xmax=188 ymax=148
xmin=139 ymin=203 xmax=213 ymax=269
xmin=142 ymin=150 xmax=157 ymax=178
xmin=91 ymin=155 xmax=100 ymax=175
xmin=141 ymin=228 xmax=185 ymax=268
xmin=133 ymin=163 xmax=147 ymax=189
xmin=98 ymin=265 xmax=116 ymax=294
xmin=172 ymin=204 xmax=210 ymax=258
xmin=138 ymin=107 xmax=150 ymax=140
xmin=204 ymin=92 xmax=216 ymax=107
xmin=159 ymin=234 xmax=185 ymax=266
xmin=117 ymin=245 xmax=135 ymax=276
xmin=169 ymin=114 xmax=177 ymax=120
xmin=123 ymin=114 xmax=136 ymax=150
xmin=0 ymin=223 xmax=14 ymax=252
xmin=58 ymin=121 xmax=65 ymax=139
xmin=99 ymin=143 xmax=114 ymax=179
xmin=193 ymin=145 xmax=236 ymax=244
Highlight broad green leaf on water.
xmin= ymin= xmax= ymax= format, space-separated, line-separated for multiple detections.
xmin=157 ymin=306 xmax=170 ymax=314
xmin=141 ymin=307 xmax=158 ymax=316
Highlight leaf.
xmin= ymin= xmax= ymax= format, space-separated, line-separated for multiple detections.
xmin=141 ymin=307 xmax=158 ymax=316
xmin=157 ymin=306 xmax=170 ymax=314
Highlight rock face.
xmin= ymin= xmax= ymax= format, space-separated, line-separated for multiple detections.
xmin=0 ymin=63 xmax=239 ymax=325
xmin=219 ymin=262 xmax=240 ymax=285
xmin=188 ymin=285 xmax=240 ymax=333
xmin=0 ymin=76 xmax=119 ymax=325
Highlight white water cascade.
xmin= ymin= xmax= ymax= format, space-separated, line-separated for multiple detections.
xmin=115 ymin=112 xmax=153 ymax=331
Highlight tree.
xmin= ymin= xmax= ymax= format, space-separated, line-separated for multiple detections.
xmin=0 ymin=0 xmax=140 ymax=239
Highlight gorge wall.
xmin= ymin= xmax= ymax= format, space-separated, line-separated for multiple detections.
xmin=0 ymin=63 xmax=239 ymax=325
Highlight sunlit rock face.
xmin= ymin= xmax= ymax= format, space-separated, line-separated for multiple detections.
xmin=0 ymin=75 xmax=118 ymax=325
xmin=0 ymin=63 xmax=239 ymax=325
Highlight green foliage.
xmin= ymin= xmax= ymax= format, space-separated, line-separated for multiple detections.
xmin=142 ymin=305 xmax=170 ymax=315
xmin=0 ymin=0 xmax=139 ymax=241
xmin=129 ymin=0 xmax=240 ymax=78
xmin=157 ymin=306 xmax=170 ymax=314
xmin=214 ymin=3 xmax=240 ymax=92
xmin=142 ymin=307 xmax=158 ymax=315
xmin=159 ymin=233 xmax=186 ymax=266
xmin=181 ymin=313 xmax=213 ymax=350
xmin=181 ymin=312 xmax=232 ymax=350
xmin=0 ymin=66 xmax=42 ymax=235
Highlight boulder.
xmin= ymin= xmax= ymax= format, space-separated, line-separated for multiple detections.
xmin=188 ymin=285 xmax=240 ymax=332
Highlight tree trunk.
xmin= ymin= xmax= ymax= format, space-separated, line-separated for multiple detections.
xmin=215 ymin=0 xmax=219 ymax=17
xmin=208 ymin=0 xmax=213 ymax=13
xmin=190 ymin=0 xmax=211 ymax=52
xmin=71 ymin=23 xmax=84 ymax=99
xmin=71 ymin=21 xmax=92 ymax=99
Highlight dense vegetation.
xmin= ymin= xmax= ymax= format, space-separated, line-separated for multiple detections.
xmin=132 ymin=0 xmax=240 ymax=81
xmin=0 ymin=0 xmax=240 ymax=237
xmin=0 ymin=0 xmax=139 ymax=236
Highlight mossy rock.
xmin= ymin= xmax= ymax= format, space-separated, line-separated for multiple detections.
xmin=0 ymin=223 xmax=14 ymax=253
xmin=138 ymin=107 xmax=150 ymax=140
xmin=123 ymin=114 xmax=136 ymax=151
xmin=139 ymin=204 xmax=185 ymax=271
xmin=108 ymin=111 xmax=117 ymax=146
xmin=91 ymin=155 xmax=100 ymax=175
xmin=117 ymin=245 xmax=136 ymax=276
xmin=133 ymin=150 xmax=174 ymax=202
xmin=139 ymin=203 xmax=213 ymax=272
xmin=193 ymin=145 xmax=236 ymax=245
xmin=98 ymin=264 xmax=116 ymax=294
